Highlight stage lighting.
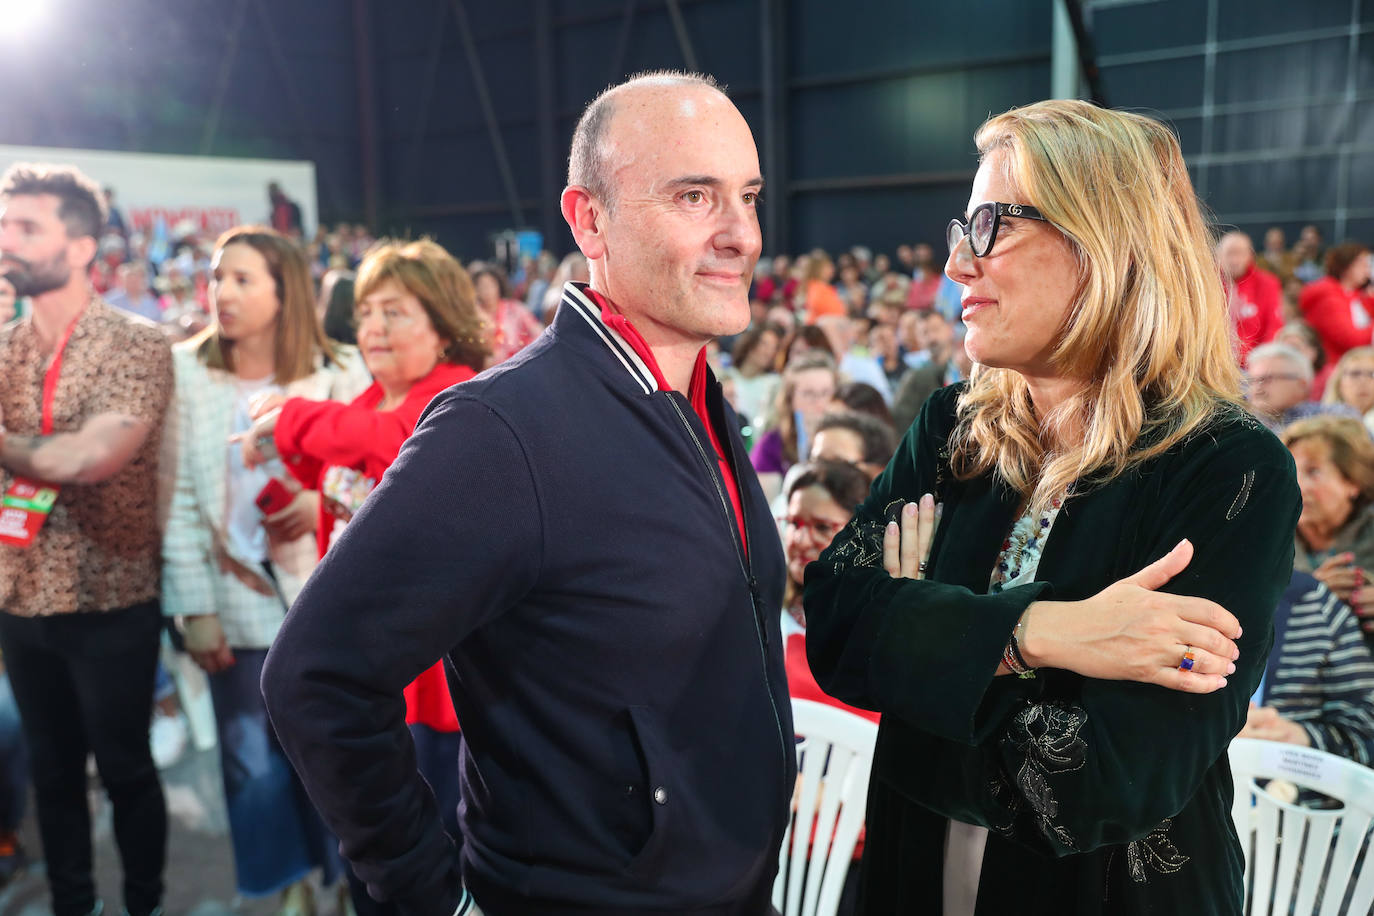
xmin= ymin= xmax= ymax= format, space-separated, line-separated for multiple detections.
xmin=0 ymin=0 xmax=48 ymax=39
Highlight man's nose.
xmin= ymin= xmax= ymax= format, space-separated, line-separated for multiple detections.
xmin=713 ymin=197 xmax=762 ymax=258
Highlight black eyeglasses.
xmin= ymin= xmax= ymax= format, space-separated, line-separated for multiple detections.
xmin=947 ymin=202 xmax=1050 ymax=258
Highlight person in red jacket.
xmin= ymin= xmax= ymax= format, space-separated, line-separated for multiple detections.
xmin=1218 ymin=230 xmax=1282 ymax=362
xmin=1299 ymin=241 xmax=1374 ymax=366
xmin=239 ymin=238 xmax=488 ymax=915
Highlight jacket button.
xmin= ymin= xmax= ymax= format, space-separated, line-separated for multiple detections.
xmin=653 ymin=786 xmax=668 ymax=805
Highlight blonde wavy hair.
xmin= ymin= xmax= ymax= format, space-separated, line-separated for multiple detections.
xmin=950 ymin=100 xmax=1243 ymax=512
xmin=1322 ymin=345 xmax=1374 ymax=410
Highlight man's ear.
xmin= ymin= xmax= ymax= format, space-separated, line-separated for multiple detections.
xmin=560 ymin=186 xmax=607 ymax=261
xmin=69 ymin=236 xmax=98 ymax=273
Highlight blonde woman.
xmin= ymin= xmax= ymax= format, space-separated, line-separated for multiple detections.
xmin=163 ymin=226 xmax=370 ymax=915
xmin=1323 ymin=345 xmax=1374 ymax=435
xmin=806 ymin=101 xmax=1300 ymax=913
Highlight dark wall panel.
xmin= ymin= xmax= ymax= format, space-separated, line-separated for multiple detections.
xmin=20 ymin=1 xmax=1366 ymax=263
xmin=1207 ymin=156 xmax=1341 ymax=217
xmin=1095 ymin=0 xmax=1373 ymax=246
xmin=1213 ymin=38 xmax=1348 ymax=106
xmin=1211 ymin=102 xmax=1351 ymax=153
xmin=1214 ymin=0 xmax=1351 ymax=40
xmin=789 ymin=63 xmax=1048 ymax=180
xmin=791 ymin=1 xmax=1048 ymax=78
xmin=791 ymin=185 xmax=972 ymax=258
xmin=783 ymin=0 xmax=1052 ymax=255
xmin=1098 ymin=56 xmax=1206 ymax=111
xmin=1089 ymin=0 xmax=1206 ymax=55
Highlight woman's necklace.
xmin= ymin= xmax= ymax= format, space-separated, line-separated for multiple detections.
xmin=990 ymin=490 xmax=1070 ymax=593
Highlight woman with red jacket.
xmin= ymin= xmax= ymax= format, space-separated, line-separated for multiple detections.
xmin=1299 ymin=241 xmax=1374 ymax=366
xmin=240 ymin=238 xmax=488 ymax=915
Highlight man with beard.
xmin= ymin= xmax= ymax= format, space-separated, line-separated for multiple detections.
xmin=263 ymin=72 xmax=794 ymax=915
xmin=0 ymin=164 xmax=172 ymax=916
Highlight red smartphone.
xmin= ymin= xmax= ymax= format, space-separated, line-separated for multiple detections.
xmin=255 ymin=478 xmax=294 ymax=516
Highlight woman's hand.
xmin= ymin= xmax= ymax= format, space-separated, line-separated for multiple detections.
xmin=264 ymin=489 xmax=319 ymax=543
xmin=1348 ymin=584 xmax=1374 ymax=633
xmin=182 ymin=614 xmax=235 ymax=674
xmin=249 ymin=392 xmax=287 ymax=420
xmin=1019 ymin=539 xmax=1240 ymax=694
xmin=1313 ymin=553 xmax=1361 ymax=602
xmin=882 ymin=493 xmax=937 ymax=579
xmin=1238 ymin=703 xmax=1311 ymax=746
xmin=231 ymin=407 xmax=283 ymax=470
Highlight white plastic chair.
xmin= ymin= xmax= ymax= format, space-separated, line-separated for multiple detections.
xmin=773 ymin=698 xmax=879 ymax=916
xmin=1229 ymin=737 xmax=1374 ymax=915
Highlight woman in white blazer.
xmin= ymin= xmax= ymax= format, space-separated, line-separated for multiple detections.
xmin=162 ymin=226 xmax=370 ymax=916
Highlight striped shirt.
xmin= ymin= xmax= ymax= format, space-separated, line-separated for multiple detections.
xmin=1266 ymin=572 xmax=1374 ymax=764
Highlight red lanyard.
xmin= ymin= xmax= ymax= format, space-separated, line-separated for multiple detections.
xmin=40 ymin=306 xmax=87 ymax=436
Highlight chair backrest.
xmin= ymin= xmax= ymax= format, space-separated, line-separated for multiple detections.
xmin=1228 ymin=737 xmax=1374 ymax=916
xmin=773 ymin=698 xmax=880 ymax=916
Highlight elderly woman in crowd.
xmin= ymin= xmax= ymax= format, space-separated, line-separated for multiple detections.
xmin=805 ymin=100 xmax=1299 ymax=914
xmin=1284 ymin=416 xmax=1374 ymax=649
xmin=238 ymin=238 xmax=486 ymax=914
xmin=1299 ymin=241 xmax=1374 ymax=367
xmin=163 ymin=226 xmax=372 ymax=915
xmin=1322 ymin=344 xmax=1374 ymax=434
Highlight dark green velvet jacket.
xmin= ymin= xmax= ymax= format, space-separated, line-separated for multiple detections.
xmin=804 ymin=383 xmax=1301 ymax=915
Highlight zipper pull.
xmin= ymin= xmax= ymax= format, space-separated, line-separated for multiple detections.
xmin=749 ymin=576 xmax=767 ymax=646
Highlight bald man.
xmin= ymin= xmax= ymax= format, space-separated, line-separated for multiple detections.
xmin=1217 ymin=230 xmax=1283 ymax=362
xmin=263 ymin=72 xmax=794 ymax=916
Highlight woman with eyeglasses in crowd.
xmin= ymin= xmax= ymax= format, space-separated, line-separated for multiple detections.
xmin=1322 ymin=345 xmax=1374 ymax=435
xmin=779 ymin=459 xmax=877 ymax=916
xmin=805 ymin=100 xmax=1300 ymax=914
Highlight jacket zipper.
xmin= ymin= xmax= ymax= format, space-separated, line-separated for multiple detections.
xmin=665 ymin=395 xmax=790 ymax=784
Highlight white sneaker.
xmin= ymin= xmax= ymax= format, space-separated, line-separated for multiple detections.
xmin=150 ymin=713 xmax=189 ymax=770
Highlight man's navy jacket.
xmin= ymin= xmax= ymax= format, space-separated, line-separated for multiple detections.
xmin=263 ymin=283 xmax=796 ymax=916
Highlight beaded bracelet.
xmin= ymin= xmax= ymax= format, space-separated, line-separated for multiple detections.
xmin=1002 ymin=616 xmax=1037 ymax=679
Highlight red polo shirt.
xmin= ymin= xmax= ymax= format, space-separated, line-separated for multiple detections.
xmin=585 ymin=289 xmax=749 ymax=555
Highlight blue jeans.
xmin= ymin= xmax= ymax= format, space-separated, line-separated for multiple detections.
xmin=209 ymin=648 xmax=343 ymax=897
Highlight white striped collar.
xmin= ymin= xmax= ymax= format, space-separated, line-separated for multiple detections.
xmin=560 ymin=282 xmax=660 ymax=394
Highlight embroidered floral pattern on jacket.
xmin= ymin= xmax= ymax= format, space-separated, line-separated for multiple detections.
xmin=1226 ymin=470 xmax=1255 ymax=521
xmin=1003 ymin=701 xmax=1088 ymax=849
xmin=828 ymin=514 xmax=887 ymax=571
xmin=1124 ymin=817 xmax=1190 ymax=883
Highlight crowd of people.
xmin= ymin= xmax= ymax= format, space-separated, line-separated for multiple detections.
xmin=2 ymin=73 xmax=1374 ymax=916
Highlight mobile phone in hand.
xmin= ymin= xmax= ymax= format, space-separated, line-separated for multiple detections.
xmin=255 ymin=478 xmax=294 ymax=516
